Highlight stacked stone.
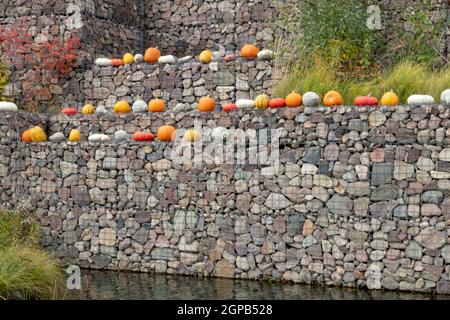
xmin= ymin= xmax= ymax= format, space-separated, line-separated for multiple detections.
xmin=1 ymin=105 xmax=450 ymax=294
xmin=82 ymin=58 xmax=278 ymax=110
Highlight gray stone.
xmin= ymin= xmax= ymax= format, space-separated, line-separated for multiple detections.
xmin=326 ymin=195 xmax=353 ymax=216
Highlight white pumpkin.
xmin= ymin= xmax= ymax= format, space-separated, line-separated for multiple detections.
xmin=95 ymin=105 xmax=107 ymax=115
xmin=95 ymin=58 xmax=112 ymax=67
xmin=134 ymin=54 xmax=144 ymax=63
xmin=407 ymin=94 xmax=435 ymax=105
xmin=302 ymin=92 xmax=321 ymax=107
xmin=0 ymin=102 xmax=18 ymax=112
xmin=132 ymin=100 xmax=147 ymax=113
xmin=440 ymin=89 xmax=450 ymax=105
xmin=114 ymin=130 xmax=129 ymax=141
xmin=236 ymin=99 xmax=255 ymax=109
xmin=88 ymin=134 xmax=110 ymax=142
xmin=257 ymin=49 xmax=274 ymax=60
xmin=178 ymin=56 xmax=192 ymax=63
xmin=158 ymin=55 xmax=176 ymax=64
xmin=49 ymin=132 xmax=65 ymax=142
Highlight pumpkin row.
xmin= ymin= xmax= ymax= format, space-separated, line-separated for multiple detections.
xmin=20 ymin=125 xmax=204 ymax=143
xmin=95 ymin=44 xmax=273 ymax=67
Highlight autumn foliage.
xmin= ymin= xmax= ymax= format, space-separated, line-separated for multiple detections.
xmin=0 ymin=19 xmax=80 ymax=112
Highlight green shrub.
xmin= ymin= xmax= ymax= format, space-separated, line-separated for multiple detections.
xmin=274 ymin=60 xmax=450 ymax=104
xmin=0 ymin=63 xmax=8 ymax=102
xmin=0 ymin=211 xmax=64 ymax=300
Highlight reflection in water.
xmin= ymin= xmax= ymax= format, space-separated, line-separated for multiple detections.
xmin=66 ymin=270 xmax=449 ymax=300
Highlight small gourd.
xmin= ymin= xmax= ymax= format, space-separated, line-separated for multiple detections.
xmin=236 ymin=99 xmax=255 ymax=109
xmin=62 ymin=108 xmax=77 ymax=115
xmin=184 ymin=129 xmax=201 ymax=142
xmin=114 ymin=101 xmax=131 ymax=114
xmin=254 ymin=94 xmax=270 ymax=109
xmin=82 ymin=104 xmax=95 ymax=115
xmin=95 ymin=58 xmax=112 ymax=67
xmin=269 ymin=98 xmax=286 ymax=108
xmin=21 ymin=129 xmax=33 ymax=142
xmin=158 ymin=125 xmax=176 ymax=142
xmin=88 ymin=134 xmax=110 ymax=142
xmin=132 ymin=100 xmax=147 ymax=113
xmin=134 ymin=54 xmax=144 ymax=63
xmin=158 ymin=55 xmax=176 ymax=64
xmin=199 ymin=50 xmax=213 ymax=63
xmin=302 ymin=92 xmax=321 ymax=107
xmin=144 ymin=47 xmax=161 ymax=63
xmin=380 ymin=90 xmax=399 ymax=106
xmin=222 ymin=103 xmax=238 ymax=112
xmin=133 ymin=132 xmax=155 ymax=142
xmin=123 ymin=53 xmax=134 ymax=65
xmin=0 ymin=102 xmax=18 ymax=112
xmin=148 ymin=99 xmax=166 ymax=112
xmin=257 ymin=49 xmax=273 ymax=60
xmin=440 ymin=89 xmax=450 ymax=105
xmin=285 ymin=91 xmax=302 ymax=107
xmin=240 ymin=44 xmax=260 ymax=59
xmin=198 ymin=96 xmax=216 ymax=112
xmin=30 ymin=126 xmax=47 ymax=142
xmin=49 ymin=132 xmax=65 ymax=142
xmin=111 ymin=59 xmax=124 ymax=67
xmin=323 ymin=91 xmax=344 ymax=106
xmin=68 ymin=129 xmax=81 ymax=142
xmin=407 ymin=94 xmax=435 ymax=106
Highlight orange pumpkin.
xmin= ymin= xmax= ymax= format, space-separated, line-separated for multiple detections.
xmin=148 ymin=99 xmax=166 ymax=112
xmin=285 ymin=91 xmax=302 ymax=107
xmin=111 ymin=59 xmax=124 ymax=67
xmin=240 ymin=44 xmax=260 ymax=59
xmin=223 ymin=103 xmax=238 ymax=112
xmin=198 ymin=96 xmax=216 ymax=112
xmin=61 ymin=108 xmax=77 ymax=115
xmin=323 ymin=91 xmax=344 ymax=106
xmin=269 ymin=98 xmax=286 ymax=108
xmin=158 ymin=125 xmax=176 ymax=142
xmin=144 ymin=47 xmax=161 ymax=63
xmin=133 ymin=132 xmax=155 ymax=141
xmin=21 ymin=129 xmax=33 ymax=142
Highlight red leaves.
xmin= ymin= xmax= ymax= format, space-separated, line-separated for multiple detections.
xmin=0 ymin=18 xmax=80 ymax=111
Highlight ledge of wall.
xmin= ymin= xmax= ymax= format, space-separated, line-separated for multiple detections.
xmin=1 ymin=106 xmax=450 ymax=294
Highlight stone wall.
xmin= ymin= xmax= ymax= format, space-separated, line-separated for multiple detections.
xmin=79 ymin=58 xmax=279 ymax=110
xmin=1 ymin=105 xmax=450 ymax=294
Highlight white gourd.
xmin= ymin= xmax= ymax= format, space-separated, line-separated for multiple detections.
xmin=132 ymin=100 xmax=147 ymax=113
xmin=95 ymin=58 xmax=112 ymax=67
xmin=407 ymin=94 xmax=435 ymax=105
xmin=257 ymin=49 xmax=274 ymax=60
xmin=134 ymin=54 xmax=144 ymax=63
xmin=302 ymin=92 xmax=321 ymax=107
xmin=158 ymin=55 xmax=176 ymax=64
xmin=236 ymin=99 xmax=255 ymax=109
xmin=0 ymin=102 xmax=18 ymax=112
xmin=178 ymin=56 xmax=192 ymax=63
xmin=88 ymin=134 xmax=110 ymax=142
xmin=49 ymin=132 xmax=65 ymax=142
xmin=440 ymin=89 xmax=450 ymax=105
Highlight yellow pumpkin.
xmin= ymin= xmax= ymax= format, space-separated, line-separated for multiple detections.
xmin=30 ymin=126 xmax=47 ymax=142
xmin=82 ymin=104 xmax=95 ymax=115
xmin=380 ymin=90 xmax=399 ymax=106
xmin=199 ymin=50 xmax=212 ymax=63
xmin=68 ymin=129 xmax=81 ymax=142
xmin=254 ymin=94 xmax=270 ymax=109
xmin=184 ymin=129 xmax=201 ymax=142
xmin=114 ymin=101 xmax=131 ymax=113
xmin=123 ymin=53 xmax=134 ymax=65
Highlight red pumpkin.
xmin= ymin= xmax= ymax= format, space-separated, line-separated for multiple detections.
xmin=223 ymin=103 xmax=238 ymax=112
xmin=354 ymin=95 xmax=379 ymax=106
xmin=111 ymin=59 xmax=124 ymax=67
xmin=269 ymin=98 xmax=286 ymax=108
xmin=133 ymin=132 xmax=155 ymax=142
xmin=62 ymin=108 xmax=77 ymax=115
